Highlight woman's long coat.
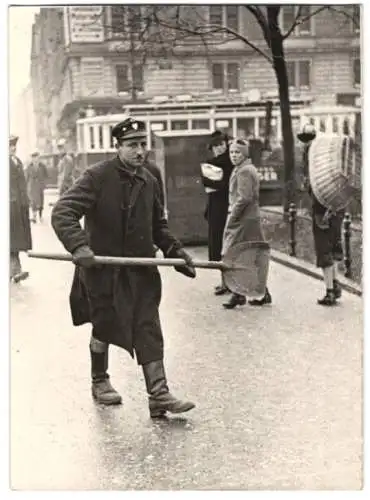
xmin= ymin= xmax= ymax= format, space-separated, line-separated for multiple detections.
xmin=25 ymin=161 xmax=48 ymax=210
xmin=51 ymin=156 xmax=182 ymax=361
xmin=222 ymin=160 xmax=266 ymax=256
xmin=10 ymin=155 xmax=32 ymax=252
xmin=200 ymin=150 xmax=234 ymax=261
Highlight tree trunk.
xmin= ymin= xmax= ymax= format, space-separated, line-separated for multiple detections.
xmin=273 ymin=52 xmax=296 ymax=214
xmin=129 ymin=19 xmax=138 ymax=103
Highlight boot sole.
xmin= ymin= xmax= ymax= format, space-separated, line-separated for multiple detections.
xmin=92 ymin=392 xmax=122 ymax=405
xmin=13 ymin=272 xmax=30 ymax=283
xmin=150 ymin=402 xmax=195 ymax=418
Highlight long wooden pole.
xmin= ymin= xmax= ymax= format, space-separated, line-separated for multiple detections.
xmin=27 ymin=251 xmax=228 ymax=270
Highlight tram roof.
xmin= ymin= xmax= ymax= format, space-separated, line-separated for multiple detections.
xmin=76 ymin=104 xmax=359 ymax=127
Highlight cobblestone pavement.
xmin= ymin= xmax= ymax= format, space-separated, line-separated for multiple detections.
xmin=10 ymin=196 xmax=363 ymax=490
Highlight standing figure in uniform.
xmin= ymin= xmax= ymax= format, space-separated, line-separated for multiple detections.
xmin=51 ymin=117 xmax=196 ymax=418
xmin=9 ymin=135 xmax=32 ymax=283
xmin=56 ymin=139 xmax=75 ymax=197
xmin=297 ymin=125 xmax=344 ymax=306
xmin=25 ymin=151 xmax=48 ymax=223
xmin=201 ymin=131 xmax=234 ymax=295
xmin=222 ymin=138 xmax=272 ymax=309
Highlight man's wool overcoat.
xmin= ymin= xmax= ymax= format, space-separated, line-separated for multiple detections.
xmin=10 ymin=155 xmax=32 ymax=253
xmin=51 ymin=156 xmax=182 ymax=362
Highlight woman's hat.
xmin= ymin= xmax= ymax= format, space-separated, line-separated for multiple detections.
xmin=208 ymin=130 xmax=230 ymax=150
xmin=229 ymin=138 xmax=250 ymax=157
xmin=9 ymin=135 xmax=18 ymax=145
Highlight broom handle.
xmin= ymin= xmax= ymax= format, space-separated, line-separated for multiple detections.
xmin=27 ymin=251 xmax=227 ymax=271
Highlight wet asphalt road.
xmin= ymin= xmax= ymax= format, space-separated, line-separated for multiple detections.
xmin=10 ymin=196 xmax=362 ymax=490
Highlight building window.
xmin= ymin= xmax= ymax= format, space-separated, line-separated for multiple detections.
xmin=111 ymin=6 xmax=126 ymax=36
xmin=110 ymin=5 xmax=144 ymax=36
xmin=209 ymin=6 xmax=239 ymax=31
xmin=286 ymin=60 xmax=311 ymax=89
xmin=132 ymin=65 xmax=144 ymax=92
xmin=280 ymin=6 xmax=313 ymax=35
xmin=116 ymin=64 xmax=143 ymax=93
xmin=212 ymin=62 xmax=240 ymax=91
xmin=116 ymin=64 xmax=130 ymax=93
xmin=353 ymin=5 xmax=360 ymax=33
xmin=353 ymin=58 xmax=361 ymax=87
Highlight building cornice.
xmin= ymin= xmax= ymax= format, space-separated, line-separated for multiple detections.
xmin=59 ymin=35 xmax=360 ymax=60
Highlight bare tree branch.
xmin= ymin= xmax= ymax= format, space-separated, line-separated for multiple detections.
xmin=245 ymin=5 xmax=270 ymax=45
xmin=281 ymin=5 xmax=327 ymax=39
xmin=281 ymin=5 xmax=302 ymax=40
xmin=326 ymin=5 xmax=360 ymax=29
xmin=154 ymin=11 xmax=272 ymax=63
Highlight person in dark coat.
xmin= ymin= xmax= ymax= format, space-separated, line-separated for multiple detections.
xmin=25 ymin=151 xmax=48 ymax=222
xmin=145 ymin=151 xmax=166 ymax=211
xmin=56 ymin=139 xmax=75 ymax=197
xmin=51 ymin=117 xmax=196 ymax=418
xmin=200 ymin=131 xmax=234 ymax=295
xmin=9 ymin=135 xmax=32 ymax=283
xmin=297 ymin=124 xmax=344 ymax=306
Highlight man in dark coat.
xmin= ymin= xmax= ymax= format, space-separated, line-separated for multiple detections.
xmin=51 ymin=117 xmax=196 ymax=418
xmin=56 ymin=139 xmax=75 ymax=197
xmin=9 ymin=135 xmax=32 ymax=283
xmin=25 ymin=151 xmax=48 ymax=223
xmin=200 ymin=131 xmax=234 ymax=295
xmin=298 ymin=124 xmax=344 ymax=306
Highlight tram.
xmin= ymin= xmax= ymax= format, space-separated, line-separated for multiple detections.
xmin=73 ymin=101 xmax=360 ymax=243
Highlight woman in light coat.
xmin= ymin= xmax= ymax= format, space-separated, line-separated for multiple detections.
xmin=222 ymin=138 xmax=272 ymax=309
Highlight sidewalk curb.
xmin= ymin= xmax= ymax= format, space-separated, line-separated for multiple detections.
xmin=270 ymin=249 xmax=362 ymax=297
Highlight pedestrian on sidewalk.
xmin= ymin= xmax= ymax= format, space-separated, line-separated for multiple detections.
xmin=56 ymin=139 xmax=75 ymax=197
xmin=9 ymin=135 xmax=32 ymax=283
xmin=51 ymin=117 xmax=196 ymax=418
xmin=222 ymin=138 xmax=272 ymax=309
xmin=25 ymin=151 xmax=48 ymax=223
xmin=297 ymin=124 xmax=344 ymax=306
xmin=200 ymin=130 xmax=234 ymax=296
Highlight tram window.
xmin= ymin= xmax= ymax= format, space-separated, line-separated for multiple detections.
xmin=78 ymin=125 xmax=84 ymax=149
xmin=98 ymin=126 xmax=104 ymax=149
xmin=332 ymin=117 xmax=339 ymax=133
xmin=171 ymin=120 xmax=188 ymax=131
xmin=151 ymin=122 xmax=167 ymax=131
xmin=89 ymin=126 xmax=95 ymax=149
xmin=258 ymin=117 xmax=266 ymax=138
xmin=109 ymin=126 xmax=114 ymax=148
xmin=343 ymin=119 xmax=350 ymax=135
xmin=192 ymin=119 xmax=209 ymax=129
xmin=237 ymin=118 xmax=254 ymax=138
xmin=320 ymin=119 xmax=326 ymax=132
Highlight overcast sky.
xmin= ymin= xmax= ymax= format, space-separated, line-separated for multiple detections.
xmin=8 ymin=6 xmax=40 ymax=110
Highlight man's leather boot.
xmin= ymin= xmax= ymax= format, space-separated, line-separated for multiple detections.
xmin=142 ymin=360 xmax=195 ymax=418
xmin=90 ymin=347 xmax=122 ymax=405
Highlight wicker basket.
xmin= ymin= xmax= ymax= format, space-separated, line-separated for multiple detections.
xmin=308 ymin=134 xmax=362 ymax=211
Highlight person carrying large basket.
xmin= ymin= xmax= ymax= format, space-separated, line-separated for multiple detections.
xmin=297 ymin=124 xmax=360 ymax=306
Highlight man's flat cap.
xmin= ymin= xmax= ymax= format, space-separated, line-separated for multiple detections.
xmin=111 ymin=118 xmax=147 ymax=141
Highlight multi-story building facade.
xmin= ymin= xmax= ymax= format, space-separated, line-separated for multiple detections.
xmin=30 ymin=5 xmax=361 ymax=154
xmin=10 ymin=83 xmax=37 ymax=161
